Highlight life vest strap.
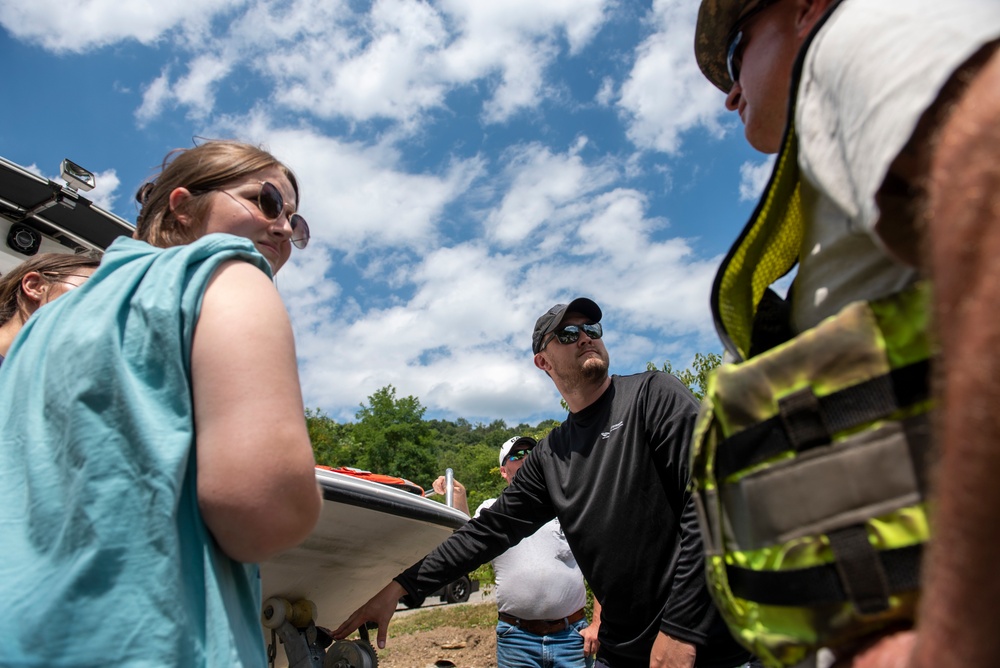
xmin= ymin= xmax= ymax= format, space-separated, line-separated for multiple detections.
xmin=718 ymin=415 xmax=930 ymax=551
xmin=715 ymin=359 xmax=930 ymax=480
xmin=828 ymin=525 xmax=891 ymax=614
xmin=726 ymin=542 xmax=921 ymax=608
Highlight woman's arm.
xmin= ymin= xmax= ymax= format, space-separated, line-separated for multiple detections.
xmin=191 ymin=260 xmax=321 ymax=562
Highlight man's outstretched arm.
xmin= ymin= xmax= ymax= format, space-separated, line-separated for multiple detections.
xmin=331 ymin=581 xmax=406 ymax=650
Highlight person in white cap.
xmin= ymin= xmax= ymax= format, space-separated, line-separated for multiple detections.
xmin=432 ymin=435 xmax=601 ymax=668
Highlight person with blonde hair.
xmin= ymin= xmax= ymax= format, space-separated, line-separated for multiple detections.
xmin=0 ymin=140 xmax=321 ymax=667
xmin=0 ymin=252 xmax=99 ymax=366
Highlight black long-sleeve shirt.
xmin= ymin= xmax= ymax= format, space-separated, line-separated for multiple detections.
xmin=396 ymin=372 xmax=750 ymax=668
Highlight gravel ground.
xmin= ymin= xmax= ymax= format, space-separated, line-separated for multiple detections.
xmin=376 ymin=625 xmax=497 ymax=668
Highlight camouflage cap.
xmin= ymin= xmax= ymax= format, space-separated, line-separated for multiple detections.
xmin=695 ymin=0 xmax=758 ymax=92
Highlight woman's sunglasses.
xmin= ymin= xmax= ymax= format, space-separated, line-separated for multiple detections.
xmin=214 ymin=181 xmax=311 ymax=250
xmin=542 ymin=322 xmax=603 ymax=350
xmin=250 ymin=181 xmax=310 ymax=250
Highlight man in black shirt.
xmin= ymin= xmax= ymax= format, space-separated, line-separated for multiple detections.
xmin=332 ymin=298 xmax=751 ymax=668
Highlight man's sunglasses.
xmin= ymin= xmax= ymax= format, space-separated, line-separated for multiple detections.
xmin=542 ymin=322 xmax=603 ymax=350
xmin=504 ymin=448 xmax=533 ymax=465
xmin=725 ymin=0 xmax=779 ymax=85
xmin=220 ymin=181 xmax=311 ymax=250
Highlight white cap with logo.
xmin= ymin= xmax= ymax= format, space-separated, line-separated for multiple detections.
xmin=498 ymin=435 xmax=537 ymax=466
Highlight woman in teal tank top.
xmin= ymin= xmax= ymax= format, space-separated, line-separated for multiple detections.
xmin=0 ymin=141 xmax=323 ymax=667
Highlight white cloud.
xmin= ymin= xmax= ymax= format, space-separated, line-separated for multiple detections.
xmin=479 ymin=41 xmax=557 ymax=124
xmin=136 ymin=71 xmax=173 ymax=125
xmin=275 ymin=248 xmax=340 ymax=337
xmin=618 ymin=0 xmax=728 ymax=154
xmin=266 ymin=0 xmax=449 ymax=126
xmin=277 ymin=132 xmax=483 ymax=253
xmin=85 ymin=169 xmax=122 ymax=213
xmin=738 ymin=156 xmax=776 ymax=201
xmin=135 ymin=55 xmax=235 ymax=125
xmin=484 ymin=140 xmax=618 ymax=246
xmin=595 ymin=76 xmax=615 ymax=107
xmin=270 ymin=135 xmax=720 ymax=423
xmin=172 ymin=55 xmax=235 ymax=118
xmin=291 ymin=240 xmax=562 ymax=422
xmin=94 ymin=0 xmax=612 ymax=127
xmin=440 ymin=0 xmax=607 ymax=57
xmin=0 ymin=0 xmax=240 ymax=52
xmin=193 ymin=114 xmax=483 ymax=255
xmin=4 ymin=0 xmax=614 ymax=130
xmin=525 ymin=187 xmax=720 ymax=343
xmin=439 ymin=0 xmax=608 ymax=122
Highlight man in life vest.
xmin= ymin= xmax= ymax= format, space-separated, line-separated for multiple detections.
xmin=690 ymin=0 xmax=1000 ymax=666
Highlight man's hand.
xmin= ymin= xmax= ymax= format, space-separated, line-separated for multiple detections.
xmin=579 ymin=619 xmax=601 ymax=658
xmin=331 ymin=581 xmax=406 ymax=649
xmin=649 ymin=631 xmax=696 ymax=668
xmin=581 ymin=597 xmax=602 ymax=659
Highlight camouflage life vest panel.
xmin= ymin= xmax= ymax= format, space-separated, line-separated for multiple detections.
xmin=690 ymin=9 xmax=932 ymax=663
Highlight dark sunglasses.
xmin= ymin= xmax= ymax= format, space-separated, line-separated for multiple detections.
xmin=504 ymin=448 xmax=533 ymax=465
xmin=726 ymin=0 xmax=779 ymax=85
xmin=252 ymin=181 xmax=310 ymax=250
xmin=542 ymin=322 xmax=603 ymax=350
xmin=218 ymin=181 xmax=310 ymax=250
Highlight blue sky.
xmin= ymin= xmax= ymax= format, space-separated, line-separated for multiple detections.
xmin=0 ymin=0 xmax=773 ymax=426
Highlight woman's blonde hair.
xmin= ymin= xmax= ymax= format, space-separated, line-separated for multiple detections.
xmin=134 ymin=141 xmax=299 ymax=248
xmin=0 ymin=253 xmax=101 ymax=325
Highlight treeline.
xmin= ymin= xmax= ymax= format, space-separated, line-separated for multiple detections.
xmin=306 ymin=385 xmax=561 ymax=512
xmin=305 ymin=353 xmax=720 ymax=512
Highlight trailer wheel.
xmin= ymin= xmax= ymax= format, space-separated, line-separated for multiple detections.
xmin=261 ymin=597 xmax=291 ymax=629
xmin=325 ymin=639 xmax=378 ymax=668
xmin=444 ymin=576 xmax=472 ymax=604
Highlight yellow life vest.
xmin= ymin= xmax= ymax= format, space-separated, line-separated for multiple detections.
xmin=690 ymin=31 xmax=933 ymax=664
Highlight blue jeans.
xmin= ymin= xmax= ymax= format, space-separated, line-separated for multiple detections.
xmin=496 ymin=618 xmax=593 ymax=668
xmin=594 ymin=657 xmax=761 ymax=668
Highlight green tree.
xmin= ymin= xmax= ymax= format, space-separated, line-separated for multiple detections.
xmin=305 ymin=408 xmax=357 ymax=467
xmin=430 ymin=418 xmax=508 ymax=511
xmin=304 ymin=393 xmax=570 ymax=506
xmin=648 ymin=351 xmax=723 ymax=400
xmin=353 ymin=385 xmax=438 ymax=486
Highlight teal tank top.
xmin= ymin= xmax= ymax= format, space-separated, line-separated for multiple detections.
xmin=0 ymin=234 xmax=273 ymax=666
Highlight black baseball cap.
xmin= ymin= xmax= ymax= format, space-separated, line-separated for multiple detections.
xmin=531 ymin=297 xmax=602 ymax=354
